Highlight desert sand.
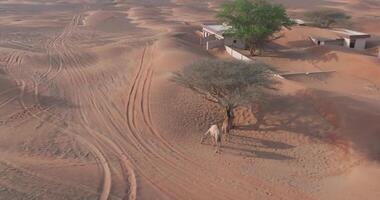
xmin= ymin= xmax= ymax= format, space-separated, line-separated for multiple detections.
xmin=0 ymin=0 xmax=379 ymax=199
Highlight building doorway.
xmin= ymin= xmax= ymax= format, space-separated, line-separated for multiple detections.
xmin=349 ymin=40 xmax=355 ymax=48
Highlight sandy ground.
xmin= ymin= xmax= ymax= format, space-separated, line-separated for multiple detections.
xmin=0 ymin=0 xmax=379 ymax=199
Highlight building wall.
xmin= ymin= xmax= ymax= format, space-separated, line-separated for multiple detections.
xmin=309 ymin=37 xmax=344 ymax=46
xmin=344 ymin=38 xmax=351 ymax=48
xmin=224 ymin=37 xmax=246 ymax=49
xmin=206 ymin=39 xmax=225 ymax=50
xmin=354 ymin=38 xmax=367 ymax=49
xmin=325 ymin=39 xmax=344 ymax=46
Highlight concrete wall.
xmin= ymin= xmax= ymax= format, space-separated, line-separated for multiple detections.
xmin=344 ymin=38 xmax=351 ymax=48
xmin=309 ymin=37 xmax=343 ymax=46
xmin=325 ymin=39 xmax=344 ymax=46
xmin=355 ymin=38 xmax=367 ymax=49
xmin=225 ymin=46 xmax=252 ymax=62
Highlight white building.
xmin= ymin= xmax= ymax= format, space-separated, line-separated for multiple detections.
xmin=332 ymin=29 xmax=371 ymax=50
xmin=200 ymin=23 xmax=247 ymax=50
xmin=310 ymin=28 xmax=371 ymax=50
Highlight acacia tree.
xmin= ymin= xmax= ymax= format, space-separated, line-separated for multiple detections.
xmin=305 ymin=9 xmax=351 ymax=28
xmin=217 ymin=0 xmax=293 ymax=56
xmin=171 ymin=59 xmax=278 ymax=133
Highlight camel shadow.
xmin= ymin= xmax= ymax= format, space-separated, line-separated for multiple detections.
xmin=202 ymin=133 xmax=295 ymax=160
xmin=227 ymin=134 xmax=295 ymax=150
xmin=221 ymin=145 xmax=294 ymax=160
xmin=223 ymin=133 xmax=295 ymax=160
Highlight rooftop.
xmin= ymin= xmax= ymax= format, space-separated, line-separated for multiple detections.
xmin=310 ymin=35 xmax=342 ymax=42
xmin=202 ymin=23 xmax=231 ymax=37
xmin=332 ymin=28 xmax=371 ymax=39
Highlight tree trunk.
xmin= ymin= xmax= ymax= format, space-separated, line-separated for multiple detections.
xmin=225 ymin=106 xmax=234 ymax=133
xmin=249 ymin=42 xmax=256 ymax=56
xmin=249 ymin=46 xmax=255 ymax=56
xmin=256 ymin=42 xmax=264 ymax=55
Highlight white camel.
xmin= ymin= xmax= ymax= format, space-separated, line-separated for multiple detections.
xmin=200 ymin=124 xmax=221 ymax=153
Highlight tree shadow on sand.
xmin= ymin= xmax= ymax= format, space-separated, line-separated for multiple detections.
xmin=201 ymin=92 xmax=334 ymax=160
xmin=309 ymin=90 xmax=380 ymax=162
xmin=233 ymin=90 xmax=380 ymax=163
xmin=264 ymin=46 xmax=339 ymax=65
xmin=235 ymin=92 xmax=333 ymax=139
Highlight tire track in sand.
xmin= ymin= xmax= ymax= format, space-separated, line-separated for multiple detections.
xmin=10 ymin=14 xmax=116 ymax=200
xmin=17 ymin=79 xmax=114 ymax=200
xmin=122 ymin=41 xmax=315 ymax=200
xmin=123 ymin=44 xmax=246 ymax=199
xmin=32 ymin=13 xmax=138 ymax=200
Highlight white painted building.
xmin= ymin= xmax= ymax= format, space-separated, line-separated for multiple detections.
xmin=200 ymin=23 xmax=247 ymax=50
xmin=332 ymin=29 xmax=371 ymax=50
xmin=310 ymin=28 xmax=371 ymax=50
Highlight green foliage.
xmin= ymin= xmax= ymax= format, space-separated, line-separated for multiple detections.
xmin=217 ymin=0 xmax=294 ymax=55
xmin=305 ymin=9 xmax=351 ymax=28
xmin=171 ymin=59 xmax=278 ymax=109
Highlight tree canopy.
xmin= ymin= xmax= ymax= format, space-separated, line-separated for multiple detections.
xmin=305 ymin=9 xmax=351 ymax=28
xmin=217 ymin=0 xmax=293 ymax=56
xmin=171 ymin=59 xmax=278 ymax=130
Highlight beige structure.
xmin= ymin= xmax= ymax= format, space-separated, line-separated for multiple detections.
xmin=310 ymin=28 xmax=371 ymax=50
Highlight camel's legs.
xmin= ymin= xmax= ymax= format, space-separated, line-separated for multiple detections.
xmin=200 ymin=130 xmax=209 ymax=144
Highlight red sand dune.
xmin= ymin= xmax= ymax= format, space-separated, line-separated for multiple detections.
xmin=0 ymin=0 xmax=379 ymax=199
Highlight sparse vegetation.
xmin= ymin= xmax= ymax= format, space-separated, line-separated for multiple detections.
xmin=305 ymin=9 xmax=351 ymax=28
xmin=217 ymin=0 xmax=294 ymax=56
xmin=171 ymin=59 xmax=278 ymax=133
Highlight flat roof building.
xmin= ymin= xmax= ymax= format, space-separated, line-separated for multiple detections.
xmin=200 ymin=23 xmax=247 ymax=50
xmin=332 ymin=29 xmax=371 ymax=49
xmin=310 ymin=28 xmax=371 ymax=50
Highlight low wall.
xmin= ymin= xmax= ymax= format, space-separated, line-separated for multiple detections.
xmin=225 ymin=46 xmax=252 ymax=62
xmin=224 ymin=45 xmax=285 ymax=80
